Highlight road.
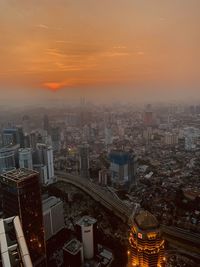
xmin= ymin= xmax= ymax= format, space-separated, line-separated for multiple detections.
xmin=55 ymin=171 xmax=131 ymax=223
xmin=55 ymin=171 xmax=200 ymax=256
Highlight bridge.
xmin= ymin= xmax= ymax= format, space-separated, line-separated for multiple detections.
xmin=55 ymin=171 xmax=132 ymax=223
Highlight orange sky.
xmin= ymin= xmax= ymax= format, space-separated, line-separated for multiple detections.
xmin=0 ymin=0 xmax=200 ymax=102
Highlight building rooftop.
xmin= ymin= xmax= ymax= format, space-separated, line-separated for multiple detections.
xmin=0 ymin=168 xmax=38 ymax=183
xmin=42 ymin=196 xmax=62 ymax=212
xmin=63 ymin=239 xmax=82 ymax=255
xmin=76 ymin=216 xmax=97 ymax=227
xmin=135 ymin=210 xmax=159 ymax=230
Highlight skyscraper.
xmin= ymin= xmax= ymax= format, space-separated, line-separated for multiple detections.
xmin=36 ymin=143 xmax=55 ymax=185
xmin=79 ymin=143 xmax=90 ymax=179
xmin=0 ymin=169 xmax=46 ymax=266
xmin=0 ymin=146 xmax=16 ymax=174
xmin=19 ymin=148 xmax=33 ymax=169
xmin=129 ymin=210 xmax=165 ymax=267
xmin=43 ymin=115 xmax=50 ymax=134
xmin=109 ymin=150 xmax=137 ymax=186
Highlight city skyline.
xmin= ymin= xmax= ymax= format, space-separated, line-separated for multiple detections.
xmin=0 ymin=0 xmax=200 ymax=104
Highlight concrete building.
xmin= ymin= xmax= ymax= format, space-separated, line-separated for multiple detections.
xmin=98 ymin=168 xmax=111 ymax=186
xmin=76 ymin=216 xmax=97 ymax=260
xmin=33 ymin=164 xmax=48 ymax=185
xmin=36 ymin=143 xmax=55 ymax=185
xmin=109 ymin=150 xmax=137 ymax=186
xmin=163 ymin=132 xmax=179 ymax=146
xmin=42 ymin=196 xmax=65 ymax=241
xmin=63 ymin=239 xmax=84 ymax=267
xmin=0 ymin=169 xmax=46 ymax=266
xmin=0 ymin=216 xmax=33 ymax=267
xmin=19 ymin=148 xmax=33 ymax=169
xmin=129 ymin=210 xmax=165 ymax=267
xmin=79 ymin=143 xmax=90 ymax=179
xmin=183 ymin=127 xmax=200 ymax=151
xmin=0 ymin=145 xmax=18 ymax=174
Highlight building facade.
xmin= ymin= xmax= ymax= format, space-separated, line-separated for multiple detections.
xmin=129 ymin=210 xmax=165 ymax=267
xmin=19 ymin=148 xmax=33 ymax=169
xmin=42 ymin=196 xmax=65 ymax=241
xmin=76 ymin=216 xmax=97 ymax=260
xmin=0 ymin=169 xmax=46 ymax=267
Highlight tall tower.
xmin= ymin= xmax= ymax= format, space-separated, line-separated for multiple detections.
xmin=0 ymin=169 xmax=46 ymax=266
xmin=36 ymin=144 xmax=55 ymax=185
xmin=19 ymin=148 xmax=33 ymax=169
xmin=43 ymin=115 xmax=50 ymax=134
xmin=129 ymin=211 xmax=165 ymax=267
xmin=79 ymin=143 xmax=89 ymax=179
xmin=76 ymin=216 xmax=97 ymax=260
xmin=0 ymin=146 xmax=16 ymax=174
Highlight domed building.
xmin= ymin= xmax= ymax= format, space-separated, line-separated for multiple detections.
xmin=129 ymin=210 xmax=165 ymax=267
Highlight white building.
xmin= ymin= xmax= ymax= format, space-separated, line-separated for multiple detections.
xmin=0 ymin=216 xmax=32 ymax=267
xmin=183 ymin=127 xmax=200 ymax=151
xmin=19 ymin=148 xmax=33 ymax=169
xmin=36 ymin=143 xmax=55 ymax=185
xmin=42 ymin=196 xmax=65 ymax=241
xmin=76 ymin=216 xmax=97 ymax=260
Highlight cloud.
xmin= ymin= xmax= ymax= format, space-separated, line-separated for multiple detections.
xmin=45 ymin=48 xmax=66 ymax=58
xmin=35 ymin=24 xmax=62 ymax=31
xmin=36 ymin=24 xmax=49 ymax=29
xmin=113 ymin=46 xmax=127 ymax=49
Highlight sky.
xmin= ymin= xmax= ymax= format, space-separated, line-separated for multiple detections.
xmin=0 ymin=0 xmax=200 ymax=104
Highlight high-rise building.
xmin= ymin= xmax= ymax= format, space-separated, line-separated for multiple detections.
xmin=183 ymin=127 xmax=200 ymax=151
xmin=129 ymin=210 xmax=165 ymax=267
xmin=109 ymin=150 xmax=137 ymax=186
xmin=43 ymin=115 xmax=50 ymax=134
xmin=0 ymin=169 xmax=46 ymax=266
xmin=2 ymin=127 xmax=24 ymax=147
xmin=76 ymin=216 xmax=97 ymax=260
xmin=50 ymin=127 xmax=60 ymax=152
xmin=0 ymin=216 xmax=33 ymax=267
xmin=36 ymin=144 xmax=55 ymax=185
xmin=143 ymin=105 xmax=154 ymax=127
xmin=42 ymin=196 xmax=65 ymax=241
xmin=30 ymin=131 xmax=37 ymax=150
xmin=0 ymin=146 xmax=17 ymax=174
xmin=79 ymin=143 xmax=89 ymax=179
xmin=22 ymin=115 xmax=31 ymax=134
xmin=19 ymin=148 xmax=33 ymax=169
xmin=98 ymin=168 xmax=111 ymax=186
xmin=63 ymin=239 xmax=84 ymax=267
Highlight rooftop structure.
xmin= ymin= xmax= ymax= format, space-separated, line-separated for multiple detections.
xmin=135 ymin=210 xmax=159 ymax=230
xmin=64 ymin=239 xmax=83 ymax=255
xmin=129 ymin=210 xmax=165 ymax=267
xmin=0 ymin=216 xmax=32 ymax=267
xmin=0 ymin=168 xmax=46 ymax=266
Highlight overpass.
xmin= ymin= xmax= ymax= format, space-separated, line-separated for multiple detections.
xmin=55 ymin=171 xmax=200 ymax=257
xmin=55 ymin=171 xmax=131 ymax=223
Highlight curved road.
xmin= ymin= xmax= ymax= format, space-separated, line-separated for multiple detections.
xmin=55 ymin=171 xmax=200 ymax=258
xmin=55 ymin=171 xmax=131 ymax=223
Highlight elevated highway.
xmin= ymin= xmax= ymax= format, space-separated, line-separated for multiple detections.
xmin=55 ymin=171 xmax=200 ymax=257
xmin=55 ymin=171 xmax=131 ymax=223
